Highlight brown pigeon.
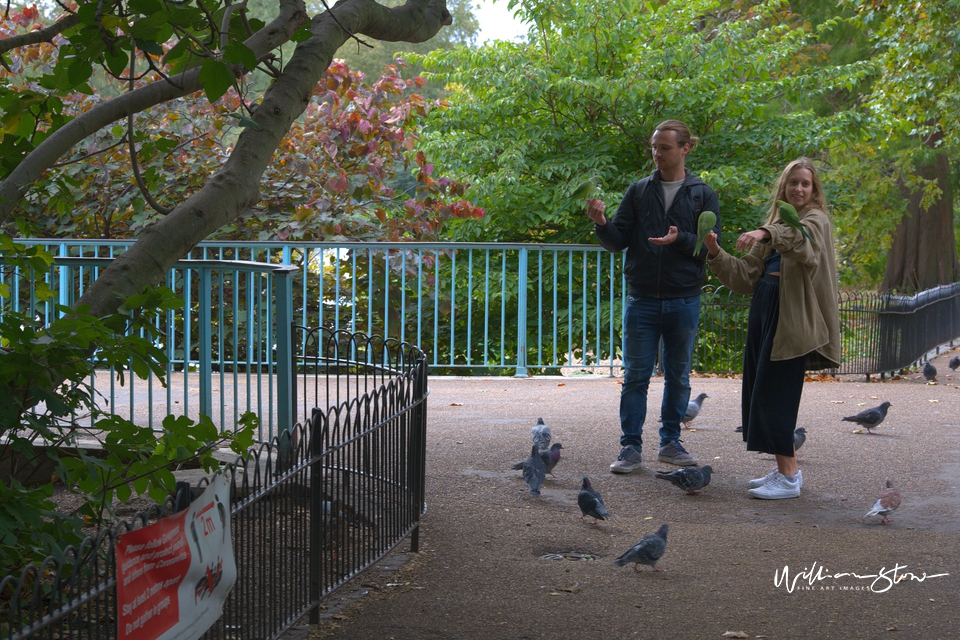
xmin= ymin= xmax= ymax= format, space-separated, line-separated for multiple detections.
xmin=864 ymin=478 xmax=901 ymax=525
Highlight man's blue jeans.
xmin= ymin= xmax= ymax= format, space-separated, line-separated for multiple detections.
xmin=619 ymin=294 xmax=700 ymax=450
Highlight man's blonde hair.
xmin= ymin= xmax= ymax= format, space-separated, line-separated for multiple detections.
xmin=651 ymin=120 xmax=699 ymax=151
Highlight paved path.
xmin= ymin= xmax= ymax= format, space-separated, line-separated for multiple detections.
xmin=304 ymin=352 xmax=960 ymax=639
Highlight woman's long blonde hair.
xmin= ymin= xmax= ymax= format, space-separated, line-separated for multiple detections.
xmin=764 ymin=157 xmax=829 ymax=225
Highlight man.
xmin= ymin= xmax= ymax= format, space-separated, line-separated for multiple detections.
xmin=586 ymin=120 xmax=720 ymax=473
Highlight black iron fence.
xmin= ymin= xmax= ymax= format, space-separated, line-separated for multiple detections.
xmin=1 ymin=329 xmax=428 ymax=640
xmin=694 ymin=284 xmax=960 ymax=376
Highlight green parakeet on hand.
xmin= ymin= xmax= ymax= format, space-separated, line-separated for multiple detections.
xmin=556 ymin=177 xmax=597 ymax=215
xmin=693 ymin=210 xmax=716 ymax=256
xmin=776 ymin=200 xmax=815 ymax=244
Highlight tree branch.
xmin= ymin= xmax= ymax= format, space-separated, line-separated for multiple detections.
xmin=71 ymin=0 xmax=452 ymax=318
xmin=0 ymin=13 xmax=80 ymax=54
xmin=0 ymin=0 xmax=309 ymax=221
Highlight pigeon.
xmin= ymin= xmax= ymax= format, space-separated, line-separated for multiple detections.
xmin=842 ymin=401 xmax=891 ymax=434
xmin=522 ymin=444 xmax=546 ymax=495
xmin=542 ymin=442 xmax=563 ymax=477
xmin=923 ymin=361 xmax=937 ymax=382
xmin=864 ymin=478 xmax=901 ymax=525
xmin=793 ymin=427 xmax=806 ymax=453
xmin=531 ymin=417 xmax=552 ymax=450
xmin=950 ymin=356 xmax=960 ymax=372
xmin=655 ymin=465 xmax=713 ymax=495
xmin=614 ymin=524 xmax=669 ymax=572
xmin=511 ymin=442 xmax=563 ymax=477
xmin=682 ymin=392 xmax=709 ymax=429
xmin=577 ymin=476 xmax=610 ymax=524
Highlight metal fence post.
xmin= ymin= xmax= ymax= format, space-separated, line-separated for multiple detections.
xmin=514 ymin=247 xmax=529 ymax=377
xmin=199 ymin=267 xmax=213 ymax=419
xmin=274 ymin=267 xmax=295 ymax=435
xmin=309 ymin=408 xmax=323 ymax=623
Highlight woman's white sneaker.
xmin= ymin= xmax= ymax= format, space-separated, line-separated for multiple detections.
xmin=748 ymin=472 xmax=801 ymax=499
xmin=749 ymin=468 xmax=802 ymax=488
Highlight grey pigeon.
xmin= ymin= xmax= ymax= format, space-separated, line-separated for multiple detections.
xmin=864 ymin=478 xmax=901 ymax=525
xmin=923 ymin=361 xmax=937 ymax=382
xmin=655 ymin=465 xmax=713 ymax=495
xmin=522 ymin=444 xmax=546 ymax=495
xmin=950 ymin=356 xmax=960 ymax=372
xmin=614 ymin=524 xmax=669 ymax=572
xmin=842 ymin=401 xmax=891 ymax=435
xmin=793 ymin=427 xmax=806 ymax=452
xmin=511 ymin=442 xmax=563 ymax=477
xmin=577 ymin=476 xmax=610 ymax=524
xmin=682 ymin=392 xmax=709 ymax=429
xmin=531 ymin=417 xmax=552 ymax=450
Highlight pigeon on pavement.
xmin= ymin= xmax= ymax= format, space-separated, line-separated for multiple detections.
xmin=682 ymin=393 xmax=709 ymax=429
xmin=794 ymin=427 xmax=806 ymax=453
xmin=655 ymin=465 xmax=713 ymax=495
xmin=542 ymin=442 xmax=563 ymax=477
xmin=577 ymin=476 xmax=610 ymax=524
xmin=923 ymin=361 xmax=937 ymax=382
xmin=864 ymin=478 xmax=901 ymax=525
xmin=511 ymin=442 xmax=563 ymax=477
xmin=614 ymin=524 xmax=669 ymax=572
xmin=842 ymin=401 xmax=891 ymax=434
xmin=531 ymin=417 xmax=552 ymax=450
xmin=950 ymin=356 xmax=960 ymax=372
xmin=522 ymin=444 xmax=546 ymax=495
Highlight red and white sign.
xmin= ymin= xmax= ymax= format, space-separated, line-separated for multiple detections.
xmin=116 ymin=474 xmax=236 ymax=640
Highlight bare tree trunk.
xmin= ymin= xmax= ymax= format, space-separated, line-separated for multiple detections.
xmin=881 ymin=150 xmax=958 ymax=293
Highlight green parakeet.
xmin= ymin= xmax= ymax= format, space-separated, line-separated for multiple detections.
xmin=776 ymin=200 xmax=815 ymax=244
xmin=556 ymin=177 xmax=597 ymax=214
xmin=693 ymin=210 xmax=716 ymax=256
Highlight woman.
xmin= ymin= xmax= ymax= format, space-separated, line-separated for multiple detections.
xmin=703 ymin=158 xmax=840 ymax=499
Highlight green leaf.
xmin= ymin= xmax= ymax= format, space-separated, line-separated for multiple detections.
xmin=199 ymin=59 xmax=235 ymax=103
xmin=104 ymin=47 xmax=129 ymax=77
xmin=135 ymin=39 xmax=165 ymax=56
xmin=291 ymin=26 xmax=313 ymax=42
xmin=115 ymin=482 xmax=132 ymax=503
xmin=228 ymin=113 xmax=261 ymax=129
xmin=223 ymin=42 xmax=258 ymax=72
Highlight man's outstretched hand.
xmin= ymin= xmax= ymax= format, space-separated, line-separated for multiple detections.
xmin=648 ymin=226 xmax=678 ymax=245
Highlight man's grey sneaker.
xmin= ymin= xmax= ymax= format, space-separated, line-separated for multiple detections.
xmin=610 ymin=445 xmax=643 ymax=474
xmin=657 ymin=440 xmax=698 ymax=466
xmin=748 ymin=472 xmax=801 ymax=499
xmin=749 ymin=468 xmax=803 ymax=489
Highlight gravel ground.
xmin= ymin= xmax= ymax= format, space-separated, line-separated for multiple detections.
xmin=299 ymin=352 xmax=960 ymax=640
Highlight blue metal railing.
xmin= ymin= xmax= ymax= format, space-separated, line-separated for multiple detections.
xmin=17 ymin=240 xmax=631 ymax=377
xmin=1 ymin=254 xmax=296 ymax=440
xmin=6 ymin=239 xmax=960 ymax=436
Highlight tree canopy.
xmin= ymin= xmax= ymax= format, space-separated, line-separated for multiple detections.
xmin=413 ymin=0 xmax=960 ymax=291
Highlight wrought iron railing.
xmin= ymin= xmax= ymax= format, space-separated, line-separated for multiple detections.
xmin=0 ymin=329 xmax=428 ymax=640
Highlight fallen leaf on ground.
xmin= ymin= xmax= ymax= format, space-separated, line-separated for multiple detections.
xmin=450 ymin=402 xmax=463 ymax=406
xmin=558 ymin=383 xmax=565 ymax=386
xmin=722 ymin=632 xmax=749 ymax=639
